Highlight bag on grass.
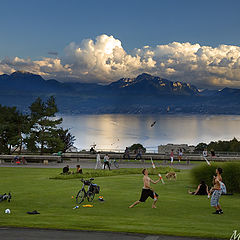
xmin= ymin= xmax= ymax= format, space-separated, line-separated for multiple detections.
xmin=90 ymin=184 xmax=100 ymax=194
xmin=0 ymin=193 xmax=11 ymax=202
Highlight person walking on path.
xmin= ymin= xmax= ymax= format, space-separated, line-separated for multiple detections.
xmin=135 ymin=148 xmax=142 ymax=160
xmin=203 ymin=149 xmax=208 ymax=158
xmin=103 ymin=154 xmax=111 ymax=170
xmin=129 ymin=169 xmax=161 ymax=209
xmin=202 ymin=149 xmax=211 ymax=165
xmin=170 ymin=149 xmax=174 ymax=165
xmin=178 ymin=149 xmax=183 ymax=163
xmin=95 ymin=153 xmax=101 ymax=169
xmin=210 ymin=149 xmax=216 ymax=160
xmin=123 ymin=147 xmax=130 ymax=160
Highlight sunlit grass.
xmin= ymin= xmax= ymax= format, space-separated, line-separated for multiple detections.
xmin=0 ymin=167 xmax=238 ymax=239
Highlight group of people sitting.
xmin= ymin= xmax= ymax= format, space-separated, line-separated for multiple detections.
xmin=62 ymin=165 xmax=83 ymax=175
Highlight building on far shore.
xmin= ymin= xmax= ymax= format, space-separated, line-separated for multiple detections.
xmin=158 ymin=144 xmax=195 ymax=154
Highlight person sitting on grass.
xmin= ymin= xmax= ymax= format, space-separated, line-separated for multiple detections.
xmin=129 ymin=168 xmax=161 ymax=209
xmin=76 ymin=165 xmax=83 ymax=174
xmin=188 ymin=180 xmax=209 ymax=195
xmin=62 ymin=165 xmax=70 ymax=174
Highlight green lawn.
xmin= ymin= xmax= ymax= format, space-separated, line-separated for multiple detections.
xmin=0 ymin=167 xmax=239 ymax=239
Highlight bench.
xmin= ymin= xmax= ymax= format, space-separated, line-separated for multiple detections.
xmin=0 ymin=155 xmax=61 ymax=164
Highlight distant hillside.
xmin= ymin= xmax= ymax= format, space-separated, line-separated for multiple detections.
xmin=108 ymin=73 xmax=199 ymax=96
xmin=0 ymin=71 xmax=240 ymax=114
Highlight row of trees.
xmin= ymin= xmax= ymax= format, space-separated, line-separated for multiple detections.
xmin=0 ymin=96 xmax=75 ymax=155
xmin=195 ymin=137 xmax=240 ymax=152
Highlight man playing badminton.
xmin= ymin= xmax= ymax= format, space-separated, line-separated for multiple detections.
xmin=129 ymin=169 xmax=161 ymax=209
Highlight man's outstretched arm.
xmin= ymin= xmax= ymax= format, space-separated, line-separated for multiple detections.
xmin=150 ymin=177 xmax=161 ymax=184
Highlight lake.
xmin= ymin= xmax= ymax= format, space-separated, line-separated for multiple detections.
xmin=60 ymin=114 xmax=240 ymax=152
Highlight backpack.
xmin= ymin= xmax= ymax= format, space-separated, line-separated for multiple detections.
xmin=90 ymin=184 xmax=100 ymax=194
xmin=220 ymin=182 xmax=227 ymax=194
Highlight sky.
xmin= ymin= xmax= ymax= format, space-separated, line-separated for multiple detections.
xmin=0 ymin=0 xmax=240 ymax=88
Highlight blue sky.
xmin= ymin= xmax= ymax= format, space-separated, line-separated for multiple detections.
xmin=0 ymin=0 xmax=240 ymax=88
xmin=1 ymin=0 xmax=239 ymax=58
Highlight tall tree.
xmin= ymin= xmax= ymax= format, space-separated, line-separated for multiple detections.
xmin=0 ymin=105 xmax=29 ymax=154
xmin=27 ymin=96 xmax=63 ymax=154
xmin=57 ymin=128 xmax=76 ymax=152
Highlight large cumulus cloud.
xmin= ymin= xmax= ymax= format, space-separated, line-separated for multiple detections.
xmin=1 ymin=34 xmax=240 ymax=88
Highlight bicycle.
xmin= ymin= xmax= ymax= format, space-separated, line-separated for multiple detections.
xmin=109 ymin=159 xmax=119 ymax=168
xmin=76 ymin=178 xmax=100 ymax=204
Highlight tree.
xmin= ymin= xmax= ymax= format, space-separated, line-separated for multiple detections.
xmin=0 ymin=105 xmax=29 ymax=154
xmin=57 ymin=128 xmax=76 ymax=152
xmin=197 ymin=137 xmax=240 ymax=153
xmin=27 ymin=96 xmax=63 ymax=154
xmin=129 ymin=143 xmax=146 ymax=153
xmin=194 ymin=142 xmax=208 ymax=152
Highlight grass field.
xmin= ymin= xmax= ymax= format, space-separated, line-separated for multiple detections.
xmin=0 ymin=167 xmax=239 ymax=239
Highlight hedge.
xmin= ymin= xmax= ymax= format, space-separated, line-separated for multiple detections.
xmin=191 ymin=162 xmax=240 ymax=193
xmin=51 ymin=166 xmax=179 ymax=180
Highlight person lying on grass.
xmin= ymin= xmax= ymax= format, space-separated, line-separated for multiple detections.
xmin=129 ymin=168 xmax=161 ymax=209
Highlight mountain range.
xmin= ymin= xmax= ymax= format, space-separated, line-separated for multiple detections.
xmin=0 ymin=71 xmax=240 ymax=114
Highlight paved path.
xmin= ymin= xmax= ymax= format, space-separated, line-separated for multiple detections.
xmin=0 ymin=227 xmax=216 ymax=240
xmin=0 ymin=161 xmax=196 ymax=170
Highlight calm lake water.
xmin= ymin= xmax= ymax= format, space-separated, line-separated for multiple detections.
xmin=60 ymin=114 xmax=240 ymax=152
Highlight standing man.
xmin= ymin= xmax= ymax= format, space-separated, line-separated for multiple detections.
xmin=103 ymin=154 xmax=110 ymax=170
xmin=209 ymin=168 xmax=224 ymax=214
xmin=123 ymin=147 xmax=130 ymax=160
xmin=129 ymin=169 xmax=161 ymax=209
xmin=170 ymin=149 xmax=174 ymax=165
xmin=135 ymin=148 xmax=142 ymax=160
xmin=95 ymin=152 xmax=101 ymax=169
xmin=203 ymin=149 xmax=208 ymax=158
xmin=210 ymin=149 xmax=216 ymax=160
xmin=178 ymin=149 xmax=183 ymax=163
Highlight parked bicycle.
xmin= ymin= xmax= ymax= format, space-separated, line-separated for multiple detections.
xmin=109 ymin=159 xmax=119 ymax=168
xmin=76 ymin=178 xmax=100 ymax=204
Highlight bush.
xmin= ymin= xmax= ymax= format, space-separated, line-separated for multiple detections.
xmin=191 ymin=163 xmax=240 ymax=193
xmin=51 ymin=166 xmax=180 ymax=180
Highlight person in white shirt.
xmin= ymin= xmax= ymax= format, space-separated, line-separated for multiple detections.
xmin=103 ymin=154 xmax=110 ymax=170
xmin=95 ymin=153 xmax=101 ymax=169
xmin=203 ymin=149 xmax=208 ymax=157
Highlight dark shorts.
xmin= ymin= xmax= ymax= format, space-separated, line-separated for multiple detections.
xmin=139 ymin=189 xmax=158 ymax=202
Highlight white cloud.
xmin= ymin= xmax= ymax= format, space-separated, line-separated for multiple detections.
xmin=1 ymin=34 xmax=240 ymax=88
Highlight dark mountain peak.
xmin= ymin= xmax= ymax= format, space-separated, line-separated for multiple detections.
xmin=10 ymin=71 xmax=43 ymax=79
xmin=11 ymin=70 xmax=35 ymax=76
xmin=218 ymin=87 xmax=240 ymax=95
xmin=0 ymin=74 xmax=10 ymax=80
xmin=135 ymin=73 xmax=165 ymax=83
xmin=10 ymin=71 xmax=44 ymax=81
xmin=136 ymin=72 xmax=154 ymax=80
xmin=109 ymin=73 xmax=198 ymax=96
